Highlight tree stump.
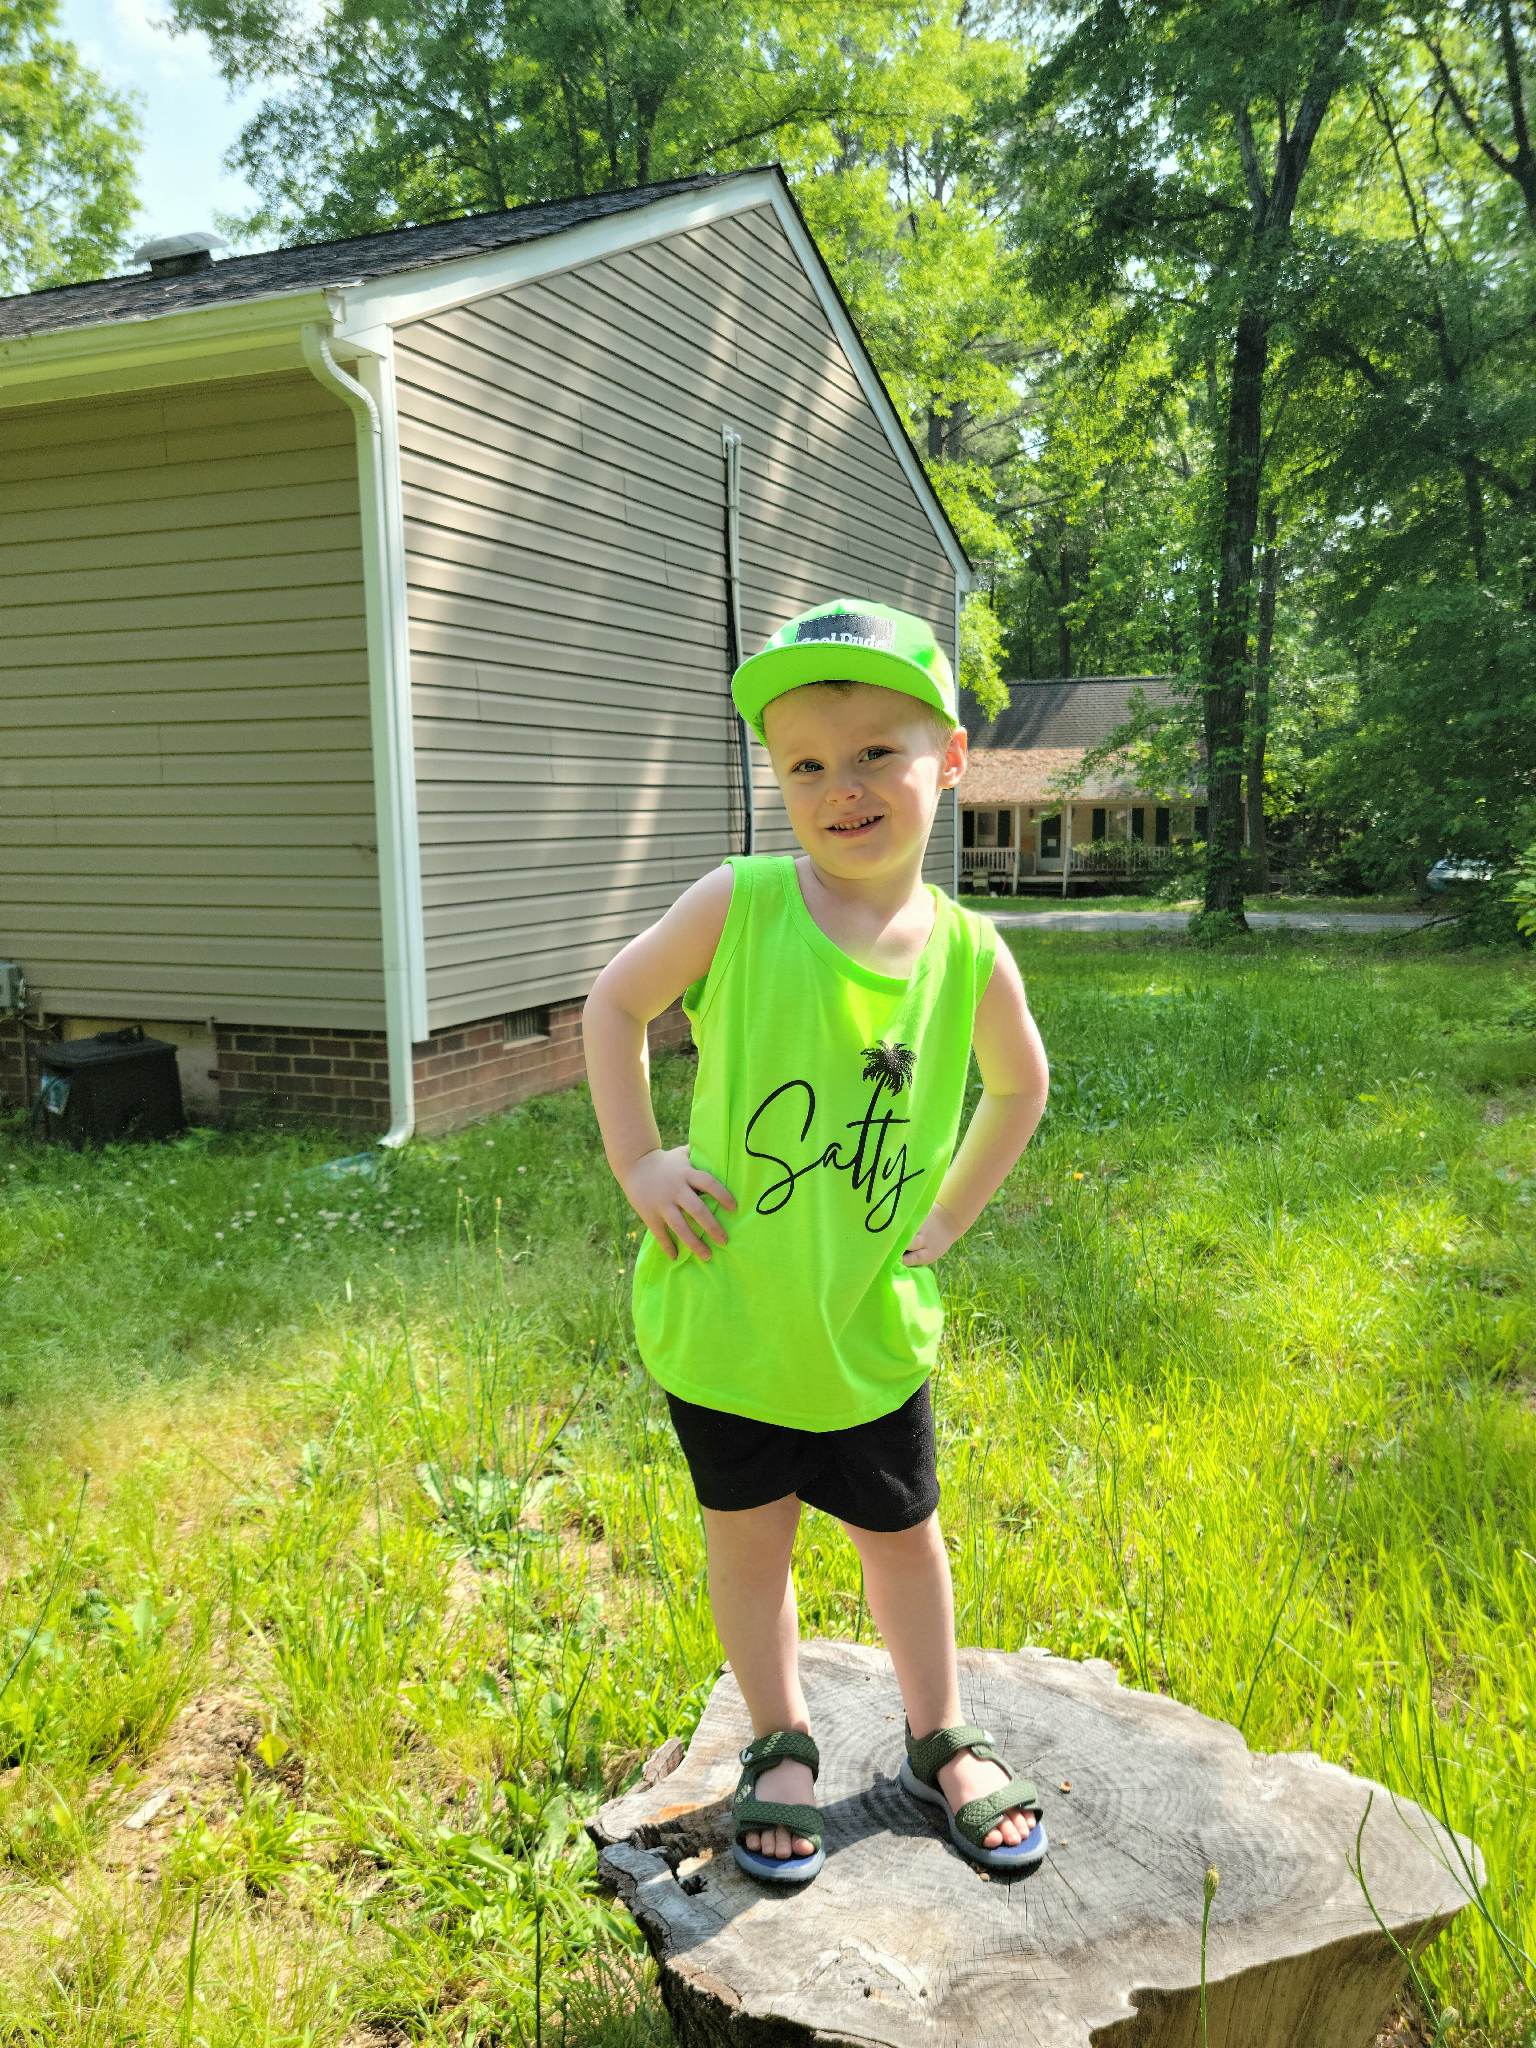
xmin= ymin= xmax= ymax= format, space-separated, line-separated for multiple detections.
xmin=589 ymin=1639 xmax=1483 ymax=2048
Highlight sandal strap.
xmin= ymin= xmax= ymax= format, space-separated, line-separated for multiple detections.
xmin=904 ymin=1719 xmax=1046 ymax=1846
xmin=739 ymin=1728 xmax=820 ymax=1779
xmin=953 ymin=1776 xmax=1043 ymax=1848
xmin=732 ymin=1728 xmax=823 ymax=1846
xmin=904 ymin=1719 xmax=994 ymax=1782
xmin=732 ymin=1794 xmax=823 ymax=1842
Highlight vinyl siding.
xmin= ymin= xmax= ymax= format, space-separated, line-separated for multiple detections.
xmin=0 ymin=371 xmax=384 ymax=1028
xmin=393 ymin=201 xmax=958 ymax=1032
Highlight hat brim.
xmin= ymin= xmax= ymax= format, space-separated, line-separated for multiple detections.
xmin=731 ymin=643 xmax=953 ymax=745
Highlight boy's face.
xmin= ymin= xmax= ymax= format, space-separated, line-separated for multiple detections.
xmin=761 ymin=681 xmax=968 ymax=876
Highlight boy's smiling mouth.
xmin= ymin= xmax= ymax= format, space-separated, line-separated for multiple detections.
xmin=826 ymin=813 xmax=884 ymax=837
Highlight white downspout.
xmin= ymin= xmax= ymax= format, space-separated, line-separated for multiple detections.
xmin=301 ymin=322 xmax=424 ymax=1149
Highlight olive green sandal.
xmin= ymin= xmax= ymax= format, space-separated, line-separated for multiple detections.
xmin=730 ymin=1728 xmax=825 ymax=1883
xmin=899 ymin=1717 xmax=1047 ymax=1872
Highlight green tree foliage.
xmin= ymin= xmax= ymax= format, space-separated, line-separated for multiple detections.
xmin=1001 ymin=0 xmax=1384 ymax=922
xmin=990 ymin=2 xmax=1536 ymax=916
xmin=0 ymin=0 xmax=140 ymax=292
xmin=168 ymin=0 xmax=944 ymax=239
xmin=1291 ymin=5 xmax=1536 ymax=889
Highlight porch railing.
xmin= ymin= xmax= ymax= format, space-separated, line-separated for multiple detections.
xmin=961 ymin=842 xmax=1180 ymax=879
xmin=1077 ymin=841 xmax=1179 ymax=875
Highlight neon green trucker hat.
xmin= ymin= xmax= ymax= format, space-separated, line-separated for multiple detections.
xmin=730 ymin=597 xmax=957 ymax=746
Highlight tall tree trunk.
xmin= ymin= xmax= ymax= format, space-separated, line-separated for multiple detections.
xmin=1203 ymin=300 xmax=1268 ymax=919
xmin=1201 ymin=0 xmax=1359 ymax=920
xmin=1246 ymin=504 xmax=1279 ymax=895
xmin=1057 ymin=540 xmax=1073 ymax=678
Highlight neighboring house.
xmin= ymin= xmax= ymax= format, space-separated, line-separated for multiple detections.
xmin=0 ymin=163 xmax=971 ymax=1140
xmin=957 ymin=676 xmax=1206 ymax=895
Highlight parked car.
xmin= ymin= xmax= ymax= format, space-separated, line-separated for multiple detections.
xmin=1426 ymin=856 xmax=1497 ymax=890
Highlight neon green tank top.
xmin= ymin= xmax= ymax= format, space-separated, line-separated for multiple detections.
xmin=629 ymin=853 xmax=998 ymax=1431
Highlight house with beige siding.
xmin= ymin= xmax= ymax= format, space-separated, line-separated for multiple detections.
xmin=957 ymin=677 xmax=1206 ymax=895
xmin=0 ymin=164 xmax=971 ymax=1141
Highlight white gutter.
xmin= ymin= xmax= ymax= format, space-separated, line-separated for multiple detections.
xmin=300 ymin=321 xmax=427 ymax=1149
xmin=0 ymin=288 xmax=336 ymax=407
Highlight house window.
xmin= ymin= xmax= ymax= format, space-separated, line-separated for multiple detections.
xmin=505 ymin=1005 xmax=550 ymax=1043
xmin=1091 ymin=808 xmax=1106 ymax=841
xmin=998 ymin=809 xmax=1012 ymax=848
xmin=1194 ymin=805 xmax=1209 ymax=837
xmin=1155 ymin=806 xmax=1171 ymax=847
xmin=1130 ymin=807 xmax=1146 ymax=841
xmin=962 ymin=809 xmax=976 ymax=848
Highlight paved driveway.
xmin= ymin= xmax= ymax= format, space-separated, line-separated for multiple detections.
xmin=984 ymin=908 xmax=1435 ymax=934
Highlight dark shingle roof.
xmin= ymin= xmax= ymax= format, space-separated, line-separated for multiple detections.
xmin=959 ymin=676 xmax=1177 ymax=750
xmin=0 ymin=167 xmax=760 ymax=342
xmin=956 ymin=676 xmax=1196 ymax=803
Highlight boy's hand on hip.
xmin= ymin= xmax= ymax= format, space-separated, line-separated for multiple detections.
xmin=620 ymin=1145 xmax=736 ymax=1263
xmin=901 ymin=1201 xmax=963 ymax=1267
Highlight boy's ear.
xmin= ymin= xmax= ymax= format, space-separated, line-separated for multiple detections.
xmin=938 ymin=726 xmax=969 ymax=787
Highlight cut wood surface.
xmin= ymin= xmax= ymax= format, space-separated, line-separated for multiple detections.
xmin=589 ymin=1638 xmax=1483 ymax=2048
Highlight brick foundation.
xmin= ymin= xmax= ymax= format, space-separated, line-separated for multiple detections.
xmin=213 ymin=1021 xmax=391 ymax=1132
xmin=411 ymin=996 xmax=692 ymax=1138
xmin=0 ymin=1024 xmax=29 ymax=1109
xmin=1 ymin=997 xmax=694 ymax=1139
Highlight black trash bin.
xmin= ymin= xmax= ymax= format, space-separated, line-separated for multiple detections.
xmin=34 ymin=1026 xmax=186 ymax=1149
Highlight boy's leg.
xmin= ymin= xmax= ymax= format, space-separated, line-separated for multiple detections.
xmin=840 ymin=1508 xmax=1036 ymax=1848
xmin=699 ymin=1493 xmax=817 ymax=1861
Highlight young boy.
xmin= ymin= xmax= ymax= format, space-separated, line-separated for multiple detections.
xmin=582 ymin=596 xmax=1050 ymax=1885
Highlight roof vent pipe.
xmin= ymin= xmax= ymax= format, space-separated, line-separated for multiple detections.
xmin=132 ymin=231 xmax=228 ymax=278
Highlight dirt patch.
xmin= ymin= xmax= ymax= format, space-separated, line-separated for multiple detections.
xmin=442 ymin=1556 xmax=485 ymax=1624
xmin=1428 ymin=1650 xmax=1485 ymax=1722
xmin=1374 ymin=1991 xmax=1432 ymax=2044
xmin=437 ymin=1519 xmax=613 ymax=1619
xmin=559 ymin=1525 xmax=613 ymax=1586
xmin=97 ymin=1687 xmax=297 ymax=1883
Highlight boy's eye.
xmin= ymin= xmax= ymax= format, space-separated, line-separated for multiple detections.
xmin=792 ymin=747 xmax=893 ymax=773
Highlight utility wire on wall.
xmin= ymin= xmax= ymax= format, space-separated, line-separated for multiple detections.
xmin=721 ymin=427 xmax=755 ymax=856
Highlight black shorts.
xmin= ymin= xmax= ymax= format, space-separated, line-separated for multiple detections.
xmin=663 ymin=1377 xmax=939 ymax=1533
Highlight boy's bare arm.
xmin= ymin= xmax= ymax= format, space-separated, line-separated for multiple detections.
xmin=930 ymin=939 xmax=1049 ymax=1239
xmin=582 ymin=864 xmax=738 ymax=1261
xmin=583 ymin=863 xmax=732 ymax=1168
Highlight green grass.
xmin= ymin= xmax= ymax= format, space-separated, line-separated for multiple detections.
xmin=1 ymin=927 xmax=1533 ymax=2045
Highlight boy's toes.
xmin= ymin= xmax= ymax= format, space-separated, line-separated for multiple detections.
xmin=982 ymin=1809 xmax=1038 ymax=1848
xmin=742 ymin=1824 xmax=816 ymax=1859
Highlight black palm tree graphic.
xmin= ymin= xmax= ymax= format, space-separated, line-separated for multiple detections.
xmin=861 ymin=1040 xmax=916 ymax=1104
